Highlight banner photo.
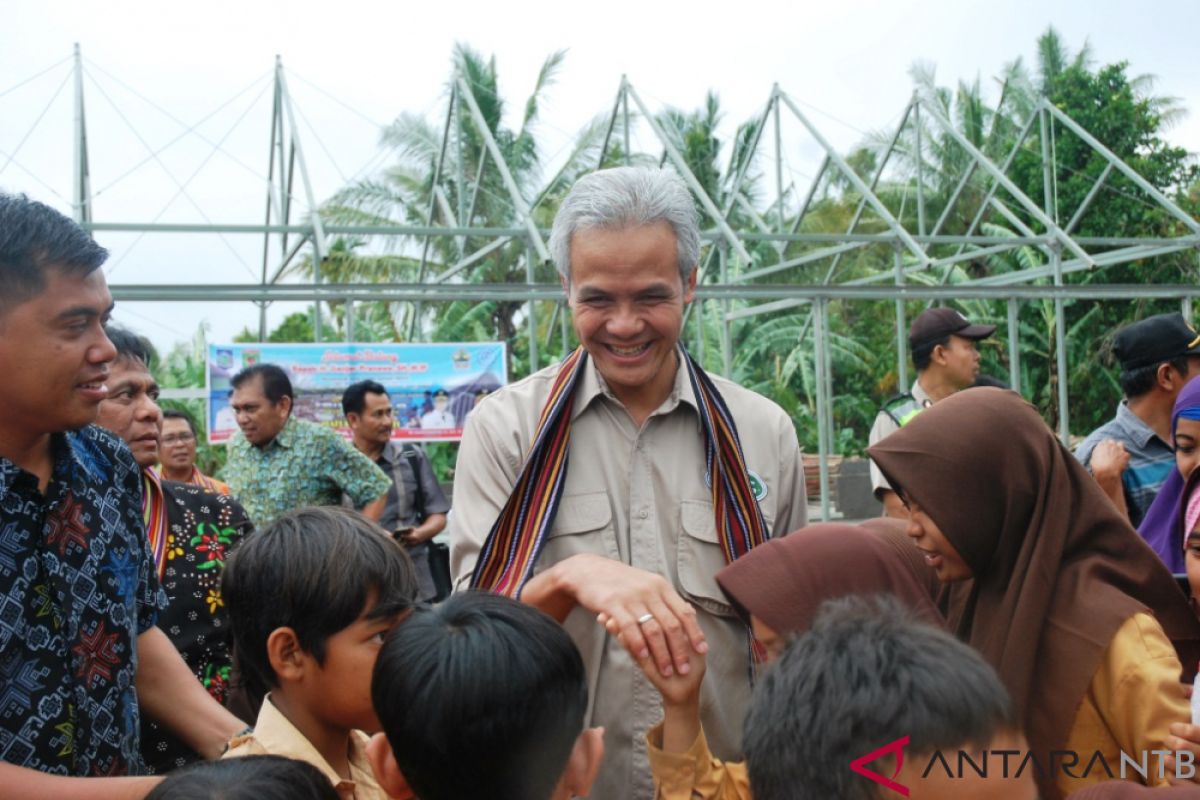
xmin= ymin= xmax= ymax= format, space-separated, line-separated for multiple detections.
xmin=206 ymin=342 xmax=507 ymax=444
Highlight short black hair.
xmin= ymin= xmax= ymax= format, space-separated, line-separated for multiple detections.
xmin=372 ymin=592 xmax=588 ymax=800
xmin=911 ymin=334 xmax=951 ymax=372
xmin=743 ymin=596 xmax=1017 ymax=800
xmin=1119 ymin=355 xmax=1191 ymax=399
xmin=162 ymin=408 xmax=197 ymax=435
xmin=341 ymin=379 xmax=388 ymax=417
xmin=144 ymin=754 xmax=338 ymax=800
xmin=104 ymin=323 xmax=157 ymax=369
xmin=222 ymin=506 xmax=418 ymax=699
xmin=0 ymin=192 xmax=108 ymax=315
xmin=230 ymin=363 xmax=294 ymax=406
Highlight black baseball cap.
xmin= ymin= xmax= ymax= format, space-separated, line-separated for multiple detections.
xmin=909 ymin=307 xmax=996 ymax=350
xmin=1113 ymin=313 xmax=1200 ymax=371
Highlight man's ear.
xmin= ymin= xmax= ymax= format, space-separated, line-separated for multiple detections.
xmin=366 ymin=733 xmax=415 ymax=800
xmin=265 ymin=627 xmax=308 ymax=684
xmin=682 ymin=266 xmax=698 ymax=305
xmin=558 ymin=727 xmax=605 ymax=799
xmin=931 ymin=343 xmax=949 ymax=367
xmin=278 ymin=394 xmax=293 ymax=417
xmin=1158 ymin=361 xmax=1185 ymax=392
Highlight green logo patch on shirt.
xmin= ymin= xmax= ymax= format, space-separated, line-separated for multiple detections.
xmin=748 ymin=470 xmax=768 ymax=502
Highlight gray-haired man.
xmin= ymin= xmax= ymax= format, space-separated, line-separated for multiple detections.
xmin=449 ymin=167 xmax=807 ymax=799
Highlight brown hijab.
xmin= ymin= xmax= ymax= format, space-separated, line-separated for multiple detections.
xmin=869 ymin=388 xmax=1200 ymax=798
xmin=714 ymin=521 xmax=944 ymax=636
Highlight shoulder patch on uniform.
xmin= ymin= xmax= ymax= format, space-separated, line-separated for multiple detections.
xmin=747 ymin=470 xmax=768 ymax=502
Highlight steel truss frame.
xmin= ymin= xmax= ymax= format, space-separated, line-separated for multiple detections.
xmin=29 ymin=46 xmax=1200 ymax=518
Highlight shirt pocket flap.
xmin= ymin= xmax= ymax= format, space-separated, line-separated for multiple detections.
xmin=550 ymin=492 xmax=613 ymax=537
xmin=677 ymin=499 xmax=736 ymax=617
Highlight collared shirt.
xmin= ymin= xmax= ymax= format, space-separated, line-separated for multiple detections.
xmin=223 ymin=417 xmax=392 ymax=527
xmin=142 ymin=477 xmax=253 ymax=773
xmin=646 ymin=723 xmax=749 ymax=800
xmin=868 ymin=379 xmax=934 ymax=496
xmin=0 ymin=426 xmax=163 ymax=776
xmin=449 ymin=353 xmax=807 ymax=800
xmin=153 ymin=465 xmax=231 ymax=496
xmin=1074 ymin=402 xmax=1175 ymax=527
xmin=223 ymin=695 xmax=388 ymax=800
xmin=1060 ymin=612 xmax=1188 ymax=796
xmin=373 ymin=442 xmax=450 ymax=532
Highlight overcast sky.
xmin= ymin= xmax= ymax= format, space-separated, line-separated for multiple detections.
xmin=4 ymin=0 xmax=1198 ymax=354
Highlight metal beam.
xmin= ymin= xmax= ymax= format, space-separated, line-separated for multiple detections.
xmin=623 ymin=79 xmax=754 ymax=265
xmin=107 ymin=282 xmax=1200 ymax=303
xmin=72 ymin=43 xmax=92 ymax=224
xmin=455 ymin=72 xmax=551 ymax=263
xmin=778 ymin=90 xmax=928 ymax=266
xmin=1063 ymin=162 xmax=1114 ymax=235
xmin=1043 ymin=101 xmax=1200 ymax=235
xmin=916 ymin=96 xmax=1093 ymax=268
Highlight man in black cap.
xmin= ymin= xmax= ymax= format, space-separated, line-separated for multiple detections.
xmin=1075 ymin=312 xmax=1200 ymax=525
xmin=868 ymin=306 xmax=996 ymax=517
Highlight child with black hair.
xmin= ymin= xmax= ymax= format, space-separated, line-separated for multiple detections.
xmin=221 ymin=506 xmax=419 ymax=800
xmin=146 ymin=755 xmax=338 ymax=800
xmin=365 ymin=591 xmax=604 ymax=800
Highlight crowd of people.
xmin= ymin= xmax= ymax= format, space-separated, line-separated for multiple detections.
xmin=5 ymin=167 xmax=1200 ymax=800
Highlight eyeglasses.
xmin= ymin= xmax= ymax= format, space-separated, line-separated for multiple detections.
xmin=161 ymin=433 xmax=196 ymax=445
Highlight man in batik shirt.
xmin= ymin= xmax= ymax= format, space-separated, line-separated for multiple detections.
xmin=0 ymin=193 xmax=242 ymax=797
xmin=95 ymin=325 xmax=255 ymax=773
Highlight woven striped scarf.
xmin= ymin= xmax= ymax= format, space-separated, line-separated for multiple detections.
xmin=470 ymin=345 xmax=770 ymax=597
xmin=141 ymin=469 xmax=169 ymax=579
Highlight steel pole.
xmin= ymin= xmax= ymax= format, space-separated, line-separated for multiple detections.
xmin=894 ymin=246 xmax=909 ymax=391
xmin=1007 ymin=298 xmax=1022 ymax=395
xmin=813 ymin=298 xmax=832 ymax=521
xmin=719 ymin=245 xmax=732 ymax=377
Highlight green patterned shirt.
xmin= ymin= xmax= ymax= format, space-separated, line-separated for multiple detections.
xmin=222 ymin=416 xmax=391 ymax=527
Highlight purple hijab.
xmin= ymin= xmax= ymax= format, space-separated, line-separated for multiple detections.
xmin=1137 ymin=377 xmax=1200 ymax=572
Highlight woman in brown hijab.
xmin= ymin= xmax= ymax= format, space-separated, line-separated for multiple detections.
xmin=869 ymin=387 xmax=1200 ymax=799
xmin=636 ymin=521 xmax=949 ymax=800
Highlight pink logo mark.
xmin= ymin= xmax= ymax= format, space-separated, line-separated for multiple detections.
xmin=849 ymin=735 xmax=911 ymax=797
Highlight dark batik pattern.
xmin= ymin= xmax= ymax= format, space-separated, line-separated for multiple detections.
xmin=141 ymin=480 xmax=253 ymax=773
xmin=0 ymin=426 xmax=163 ymax=776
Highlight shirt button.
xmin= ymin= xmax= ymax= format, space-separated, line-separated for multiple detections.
xmin=639 ymin=509 xmax=649 ymax=519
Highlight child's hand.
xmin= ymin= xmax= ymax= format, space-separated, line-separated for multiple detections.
xmin=598 ymin=611 xmax=706 ymax=707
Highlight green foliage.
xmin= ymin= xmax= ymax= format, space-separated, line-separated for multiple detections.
xmin=157 ymin=324 xmax=227 ymax=475
xmin=223 ymin=34 xmax=1196 ymax=464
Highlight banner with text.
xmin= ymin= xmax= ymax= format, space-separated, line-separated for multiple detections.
xmin=206 ymin=342 xmax=507 ymax=444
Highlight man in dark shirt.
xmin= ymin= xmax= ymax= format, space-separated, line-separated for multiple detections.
xmin=342 ymin=380 xmax=450 ymax=600
xmin=0 ymin=193 xmax=242 ymax=797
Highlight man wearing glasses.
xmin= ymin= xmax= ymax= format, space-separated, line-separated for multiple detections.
xmin=158 ymin=408 xmax=231 ymax=495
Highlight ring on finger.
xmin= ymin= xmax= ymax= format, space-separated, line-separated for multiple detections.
xmin=636 ymin=612 xmax=655 ymax=626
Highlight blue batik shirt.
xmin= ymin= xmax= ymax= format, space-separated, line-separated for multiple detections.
xmin=1075 ymin=401 xmax=1176 ymax=528
xmin=0 ymin=426 xmax=164 ymax=776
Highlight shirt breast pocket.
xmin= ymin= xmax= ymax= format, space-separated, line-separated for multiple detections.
xmin=677 ymin=499 xmax=738 ymax=618
xmin=534 ymin=491 xmax=618 ymax=574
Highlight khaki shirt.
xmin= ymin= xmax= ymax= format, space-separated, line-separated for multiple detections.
xmin=868 ymin=379 xmax=933 ymax=497
xmin=223 ymin=695 xmax=388 ymax=800
xmin=1060 ymin=612 xmax=1189 ymax=797
xmin=449 ymin=353 xmax=807 ymax=800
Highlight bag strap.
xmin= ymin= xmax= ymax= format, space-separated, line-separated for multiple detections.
xmin=401 ymin=444 xmax=426 ymax=524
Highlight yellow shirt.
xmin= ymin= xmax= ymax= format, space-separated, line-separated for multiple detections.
xmin=223 ymin=695 xmax=389 ymax=800
xmin=450 ymin=353 xmax=808 ymax=800
xmin=1059 ymin=611 xmax=1190 ymax=797
xmin=647 ymin=722 xmax=750 ymax=800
